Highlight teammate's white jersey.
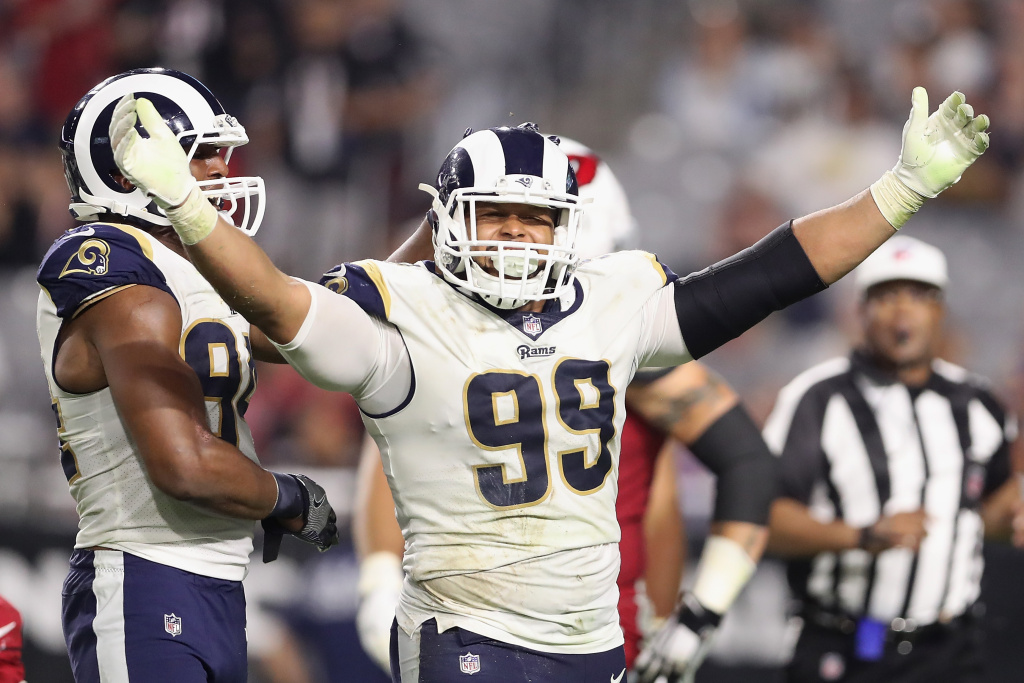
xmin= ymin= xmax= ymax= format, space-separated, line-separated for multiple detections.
xmin=276 ymin=251 xmax=688 ymax=652
xmin=36 ymin=223 xmax=258 ymax=581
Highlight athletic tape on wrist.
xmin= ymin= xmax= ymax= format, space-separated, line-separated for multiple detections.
xmin=163 ymin=186 xmax=219 ymax=245
xmin=869 ymin=170 xmax=925 ymax=230
xmin=358 ymin=551 xmax=404 ymax=596
xmin=691 ymin=535 xmax=757 ymax=615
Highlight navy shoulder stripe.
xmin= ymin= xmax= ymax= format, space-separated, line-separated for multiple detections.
xmin=37 ymin=224 xmax=173 ymax=318
xmin=318 ymin=261 xmax=390 ymax=319
xmin=643 ymin=252 xmax=679 ymax=286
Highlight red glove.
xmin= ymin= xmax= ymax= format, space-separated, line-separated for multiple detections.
xmin=0 ymin=596 xmax=25 ymax=683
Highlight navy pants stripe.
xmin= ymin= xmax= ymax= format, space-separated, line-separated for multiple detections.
xmin=62 ymin=549 xmax=247 ymax=683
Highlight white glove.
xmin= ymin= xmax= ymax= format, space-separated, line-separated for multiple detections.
xmin=109 ymin=94 xmax=197 ymax=209
xmin=871 ymin=87 xmax=990 ymax=229
xmin=894 ymin=87 xmax=989 ymax=197
xmin=634 ymin=593 xmax=719 ymax=683
xmin=109 ymin=94 xmax=217 ymax=243
xmin=356 ymin=551 xmax=404 ymax=673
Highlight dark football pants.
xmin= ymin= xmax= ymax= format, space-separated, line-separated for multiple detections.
xmin=390 ymin=618 xmax=627 ymax=683
xmin=63 ymin=549 xmax=247 ymax=683
xmin=786 ymin=618 xmax=983 ymax=683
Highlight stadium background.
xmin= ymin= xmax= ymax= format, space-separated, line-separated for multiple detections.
xmin=1 ymin=0 xmax=1023 ymax=680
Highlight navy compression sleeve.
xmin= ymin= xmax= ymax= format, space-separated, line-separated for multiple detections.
xmin=689 ymin=404 xmax=780 ymax=525
xmin=674 ymin=222 xmax=826 ymax=359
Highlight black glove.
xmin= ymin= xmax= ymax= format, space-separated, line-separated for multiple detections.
xmin=262 ymin=473 xmax=340 ymax=562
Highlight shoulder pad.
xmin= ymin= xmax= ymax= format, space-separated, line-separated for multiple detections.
xmin=580 ymin=250 xmax=679 ymax=287
xmin=318 ymin=260 xmax=391 ymax=319
xmin=37 ymin=223 xmax=174 ymax=319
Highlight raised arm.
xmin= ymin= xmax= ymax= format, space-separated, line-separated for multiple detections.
xmin=672 ymin=88 xmax=989 ymax=362
xmin=108 ymin=95 xmax=310 ymax=344
xmin=794 ymin=88 xmax=989 ymax=284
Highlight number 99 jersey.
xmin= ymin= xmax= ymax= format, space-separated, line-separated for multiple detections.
xmin=36 ymin=224 xmax=258 ymax=581
xmin=322 ymin=250 xmax=680 ymax=653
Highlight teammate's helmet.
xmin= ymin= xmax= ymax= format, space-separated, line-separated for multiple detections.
xmin=421 ymin=123 xmax=585 ymax=310
xmin=557 ymin=137 xmax=636 ymax=259
xmin=60 ymin=67 xmax=265 ymax=235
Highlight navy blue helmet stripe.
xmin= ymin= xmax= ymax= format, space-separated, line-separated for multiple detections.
xmin=492 ymin=127 xmax=546 ymax=177
xmin=436 ymin=147 xmax=475 ymax=206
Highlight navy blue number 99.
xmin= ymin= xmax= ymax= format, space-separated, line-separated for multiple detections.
xmin=554 ymin=359 xmax=615 ymax=494
xmin=465 ymin=359 xmax=616 ymax=509
xmin=180 ymin=320 xmax=256 ymax=446
xmin=465 ymin=372 xmax=550 ymax=509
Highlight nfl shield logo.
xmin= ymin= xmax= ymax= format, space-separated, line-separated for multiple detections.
xmin=459 ymin=652 xmax=481 ymax=675
xmin=164 ymin=613 xmax=182 ymax=637
xmin=522 ymin=314 xmax=543 ymax=335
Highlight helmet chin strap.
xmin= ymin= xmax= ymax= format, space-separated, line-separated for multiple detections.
xmin=72 ymin=189 xmax=172 ymax=226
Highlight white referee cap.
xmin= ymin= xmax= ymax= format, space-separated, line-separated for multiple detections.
xmin=854 ymin=235 xmax=948 ymax=293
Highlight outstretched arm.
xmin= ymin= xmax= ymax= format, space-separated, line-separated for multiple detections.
xmin=672 ymin=88 xmax=989 ymax=363
xmin=795 ymin=87 xmax=989 ymax=283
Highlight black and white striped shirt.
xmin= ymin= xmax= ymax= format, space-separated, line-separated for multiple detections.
xmin=763 ymin=351 xmax=1015 ymax=626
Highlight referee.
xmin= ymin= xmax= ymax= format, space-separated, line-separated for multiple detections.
xmin=763 ymin=236 xmax=1023 ymax=683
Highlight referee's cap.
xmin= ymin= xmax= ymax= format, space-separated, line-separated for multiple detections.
xmin=854 ymin=235 xmax=948 ymax=294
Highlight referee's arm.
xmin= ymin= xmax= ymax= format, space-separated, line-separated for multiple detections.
xmin=761 ymin=391 xmax=862 ymax=557
xmin=978 ymin=413 xmax=1022 ymax=545
xmin=761 ymin=382 xmax=928 ymax=557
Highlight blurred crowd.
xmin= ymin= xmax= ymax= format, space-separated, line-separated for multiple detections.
xmin=3 ymin=0 xmax=1024 ymax=681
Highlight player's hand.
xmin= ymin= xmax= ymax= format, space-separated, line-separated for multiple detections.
xmin=859 ymin=510 xmax=928 ymax=554
xmin=892 ymin=87 xmax=989 ymax=199
xmin=356 ymin=551 xmax=404 ymax=672
xmin=109 ymin=94 xmax=197 ymax=209
xmin=634 ymin=593 xmax=720 ymax=683
xmin=262 ymin=474 xmax=339 ymax=562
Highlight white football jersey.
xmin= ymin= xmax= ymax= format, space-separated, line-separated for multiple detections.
xmin=36 ymin=223 xmax=259 ymax=581
xmin=304 ymin=251 xmax=683 ymax=652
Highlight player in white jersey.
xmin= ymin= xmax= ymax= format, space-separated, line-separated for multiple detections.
xmin=108 ymin=86 xmax=989 ymax=682
xmin=37 ymin=68 xmax=339 ymax=683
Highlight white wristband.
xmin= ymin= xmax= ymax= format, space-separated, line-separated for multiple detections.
xmin=358 ymin=551 xmax=405 ymax=596
xmin=163 ymin=186 xmax=219 ymax=245
xmin=869 ymin=170 xmax=925 ymax=231
xmin=691 ymin=535 xmax=757 ymax=615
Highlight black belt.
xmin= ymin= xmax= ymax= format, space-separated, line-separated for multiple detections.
xmin=801 ymin=605 xmax=969 ymax=645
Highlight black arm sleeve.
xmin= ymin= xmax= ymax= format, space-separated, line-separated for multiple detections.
xmin=674 ymin=222 xmax=827 ymax=360
xmin=689 ymin=404 xmax=780 ymax=525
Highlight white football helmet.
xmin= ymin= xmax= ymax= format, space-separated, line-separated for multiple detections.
xmin=557 ymin=137 xmax=637 ymax=258
xmin=60 ymin=67 xmax=265 ymax=236
xmin=421 ymin=123 xmax=586 ymax=310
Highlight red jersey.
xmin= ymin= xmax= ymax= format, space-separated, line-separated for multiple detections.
xmin=616 ymin=411 xmax=667 ymax=667
xmin=0 ymin=596 xmax=24 ymax=683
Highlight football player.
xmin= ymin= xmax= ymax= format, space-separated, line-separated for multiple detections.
xmin=37 ymin=68 xmax=339 ymax=683
xmin=108 ymin=86 xmax=988 ymax=682
xmin=353 ymin=139 xmax=773 ymax=682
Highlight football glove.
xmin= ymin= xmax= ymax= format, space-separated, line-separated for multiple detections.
xmin=262 ymin=473 xmax=340 ymax=562
xmin=356 ymin=551 xmax=404 ymax=672
xmin=109 ymin=94 xmax=218 ymax=243
xmin=871 ymin=87 xmax=990 ymax=229
xmin=634 ymin=593 xmax=721 ymax=683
